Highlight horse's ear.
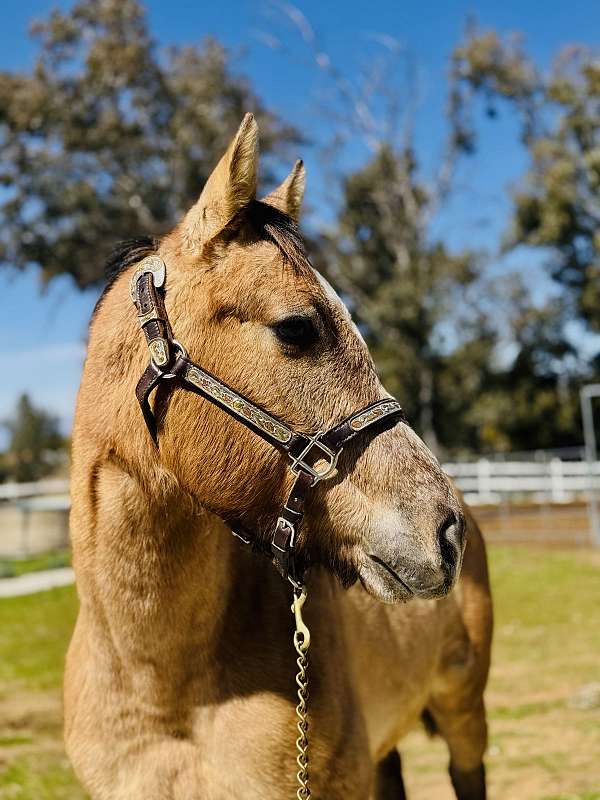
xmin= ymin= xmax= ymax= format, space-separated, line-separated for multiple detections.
xmin=262 ymin=160 xmax=306 ymax=221
xmin=181 ymin=113 xmax=259 ymax=246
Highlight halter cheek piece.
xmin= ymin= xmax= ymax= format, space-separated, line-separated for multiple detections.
xmin=131 ymin=256 xmax=406 ymax=585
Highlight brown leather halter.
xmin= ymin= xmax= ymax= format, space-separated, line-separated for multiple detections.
xmin=131 ymin=255 xmax=405 ymax=585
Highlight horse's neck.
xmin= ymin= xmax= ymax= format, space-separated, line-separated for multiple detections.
xmin=72 ymin=454 xmax=337 ymax=710
xmin=73 ymin=457 xmax=285 ymax=655
xmin=73 ymin=278 xmax=295 ymax=675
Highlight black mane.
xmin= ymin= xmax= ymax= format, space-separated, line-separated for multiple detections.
xmin=92 ymin=236 xmax=158 ymax=319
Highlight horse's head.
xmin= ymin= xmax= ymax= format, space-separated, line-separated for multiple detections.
xmin=151 ymin=114 xmax=464 ymax=603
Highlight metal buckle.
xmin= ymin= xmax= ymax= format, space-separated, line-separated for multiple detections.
xmin=289 ymin=432 xmax=340 ymax=485
xmin=155 ymin=339 xmax=188 ymax=379
xmin=273 ymin=517 xmax=296 ymax=551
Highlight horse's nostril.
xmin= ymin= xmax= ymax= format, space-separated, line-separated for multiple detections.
xmin=437 ymin=511 xmax=463 ymax=574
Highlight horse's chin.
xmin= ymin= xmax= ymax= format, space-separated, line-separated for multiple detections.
xmin=357 ymin=556 xmax=415 ymax=604
xmin=303 ymin=547 xmax=412 ymax=603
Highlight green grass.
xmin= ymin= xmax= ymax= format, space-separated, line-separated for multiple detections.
xmin=0 ymin=585 xmax=78 ymax=692
xmin=0 ymin=545 xmax=599 ymax=799
xmin=0 ymin=757 xmax=87 ymax=800
xmin=0 ymin=550 xmax=71 ymax=579
xmin=0 ymin=584 xmax=83 ymax=800
xmin=0 ymin=736 xmax=33 ymax=747
xmin=488 ymin=546 xmax=600 ymax=696
xmin=479 ymin=546 xmax=600 ymax=798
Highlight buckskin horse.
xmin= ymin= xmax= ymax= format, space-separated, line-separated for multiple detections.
xmin=65 ymin=114 xmax=492 ymax=799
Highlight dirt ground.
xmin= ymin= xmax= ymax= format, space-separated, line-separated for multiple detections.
xmin=401 ymin=686 xmax=600 ymax=800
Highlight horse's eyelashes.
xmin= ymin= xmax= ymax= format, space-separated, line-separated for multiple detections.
xmin=272 ymin=316 xmax=319 ymax=349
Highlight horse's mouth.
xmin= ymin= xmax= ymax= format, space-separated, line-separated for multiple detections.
xmin=359 ymin=552 xmax=452 ymax=604
xmin=358 ymin=554 xmax=415 ymax=604
xmin=369 ymin=555 xmax=415 ymax=593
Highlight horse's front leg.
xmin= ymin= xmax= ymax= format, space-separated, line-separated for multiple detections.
xmin=67 ymin=694 xmax=372 ymax=800
xmin=66 ymin=727 xmax=205 ymax=800
xmin=194 ymin=689 xmax=373 ymax=800
xmin=112 ymin=741 xmax=204 ymax=800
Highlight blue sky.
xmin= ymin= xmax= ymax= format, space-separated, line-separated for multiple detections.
xmin=2 ymin=0 xmax=600 ymax=433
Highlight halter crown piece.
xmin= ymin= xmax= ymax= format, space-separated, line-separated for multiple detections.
xmin=131 ymin=256 xmax=405 ymax=585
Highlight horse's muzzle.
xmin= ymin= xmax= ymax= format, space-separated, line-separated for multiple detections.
xmin=359 ymin=508 xmax=466 ymax=604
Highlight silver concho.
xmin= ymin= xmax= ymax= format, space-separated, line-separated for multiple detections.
xmin=149 ymin=338 xmax=169 ymax=367
xmin=129 ymin=255 xmax=166 ymax=301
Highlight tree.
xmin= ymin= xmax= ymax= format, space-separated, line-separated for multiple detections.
xmin=325 ymin=145 xmax=495 ymax=452
xmin=327 ymin=151 xmax=584 ymax=455
xmin=457 ymin=278 xmax=582 ymax=453
xmin=286 ymin=13 xmax=585 ymax=454
xmin=452 ymin=28 xmax=600 ymax=333
xmin=0 ymin=0 xmax=300 ymax=287
xmin=2 ymin=394 xmax=65 ymax=483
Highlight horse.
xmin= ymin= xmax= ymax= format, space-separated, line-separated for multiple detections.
xmin=65 ymin=113 xmax=492 ymax=799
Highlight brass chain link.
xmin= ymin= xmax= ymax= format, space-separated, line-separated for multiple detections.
xmin=291 ymin=588 xmax=311 ymax=800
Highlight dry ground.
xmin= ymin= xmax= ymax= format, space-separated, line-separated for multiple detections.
xmin=402 ymin=547 xmax=600 ymax=800
xmin=0 ymin=545 xmax=599 ymax=799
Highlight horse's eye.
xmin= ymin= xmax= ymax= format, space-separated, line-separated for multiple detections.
xmin=273 ymin=316 xmax=319 ymax=348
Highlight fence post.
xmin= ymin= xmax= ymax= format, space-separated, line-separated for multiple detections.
xmin=477 ymin=458 xmax=492 ymax=504
xmin=550 ymin=457 xmax=566 ymax=503
xmin=498 ymin=452 xmax=511 ymax=538
xmin=581 ymin=385 xmax=600 ymax=547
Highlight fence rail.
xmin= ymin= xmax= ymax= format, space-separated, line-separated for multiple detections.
xmin=443 ymin=458 xmax=600 ymax=505
xmin=0 ymin=460 xmax=599 ymax=549
xmin=1 ymin=462 xmax=599 ymax=507
xmin=0 ymin=479 xmax=69 ymax=501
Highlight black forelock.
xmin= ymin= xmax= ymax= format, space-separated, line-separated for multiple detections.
xmin=245 ymin=200 xmax=311 ymax=275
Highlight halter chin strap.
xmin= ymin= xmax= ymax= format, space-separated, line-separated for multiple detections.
xmin=131 ymin=256 xmax=406 ymax=584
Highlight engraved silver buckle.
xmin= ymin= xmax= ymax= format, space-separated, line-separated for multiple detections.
xmin=289 ymin=432 xmax=340 ymax=485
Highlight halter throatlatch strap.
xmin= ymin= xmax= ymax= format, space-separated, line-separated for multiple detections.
xmin=131 ymin=256 xmax=406 ymax=583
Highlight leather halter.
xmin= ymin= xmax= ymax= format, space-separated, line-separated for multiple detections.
xmin=131 ymin=256 xmax=405 ymax=584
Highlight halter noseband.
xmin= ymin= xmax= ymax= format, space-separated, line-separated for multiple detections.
xmin=131 ymin=255 xmax=405 ymax=584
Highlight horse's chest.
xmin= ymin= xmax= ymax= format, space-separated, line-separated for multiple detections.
xmin=344 ymin=593 xmax=443 ymax=757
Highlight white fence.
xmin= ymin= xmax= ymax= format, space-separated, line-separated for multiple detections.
xmin=1 ymin=461 xmax=599 ymax=551
xmin=0 ymin=479 xmax=70 ymax=501
xmin=443 ymin=458 xmax=600 ymax=506
xmin=1 ymin=463 xmax=599 ymax=508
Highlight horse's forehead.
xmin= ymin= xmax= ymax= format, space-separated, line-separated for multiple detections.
xmin=223 ymin=239 xmax=364 ymax=342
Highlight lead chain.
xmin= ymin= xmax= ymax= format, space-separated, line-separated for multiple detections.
xmin=291 ymin=588 xmax=311 ymax=800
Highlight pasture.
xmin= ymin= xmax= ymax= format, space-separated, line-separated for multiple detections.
xmin=0 ymin=544 xmax=598 ymax=800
